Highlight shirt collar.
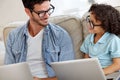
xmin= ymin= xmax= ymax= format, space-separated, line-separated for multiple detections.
xmin=90 ymin=32 xmax=110 ymax=44
xmin=23 ymin=20 xmax=29 ymax=37
xmin=23 ymin=20 xmax=51 ymax=36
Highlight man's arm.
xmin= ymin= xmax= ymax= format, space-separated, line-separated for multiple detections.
xmin=34 ymin=77 xmax=58 ymax=80
xmin=59 ymin=30 xmax=75 ymax=61
xmin=4 ymin=32 xmax=15 ymax=64
xmin=84 ymin=54 xmax=90 ymax=58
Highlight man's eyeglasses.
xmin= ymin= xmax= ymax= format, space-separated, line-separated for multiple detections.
xmin=30 ymin=4 xmax=55 ymax=18
xmin=86 ymin=16 xmax=102 ymax=29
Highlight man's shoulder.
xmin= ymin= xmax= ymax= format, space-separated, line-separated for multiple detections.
xmin=47 ymin=23 xmax=67 ymax=33
xmin=10 ymin=24 xmax=27 ymax=34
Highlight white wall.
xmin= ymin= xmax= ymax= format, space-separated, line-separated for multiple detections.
xmin=0 ymin=0 xmax=91 ymax=27
xmin=0 ymin=0 xmax=28 ymax=27
xmin=0 ymin=0 xmax=120 ymax=27
xmin=96 ymin=0 xmax=120 ymax=6
xmin=51 ymin=0 xmax=91 ymax=17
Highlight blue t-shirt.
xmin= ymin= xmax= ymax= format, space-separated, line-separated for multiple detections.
xmin=80 ymin=32 xmax=120 ymax=68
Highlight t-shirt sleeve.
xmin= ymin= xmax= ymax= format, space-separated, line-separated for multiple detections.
xmin=110 ymin=35 xmax=120 ymax=58
xmin=80 ymin=35 xmax=90 ymax=54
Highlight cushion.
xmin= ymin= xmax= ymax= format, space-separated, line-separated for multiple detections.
xmin=81 ymin=12 xmax=89 ymax=39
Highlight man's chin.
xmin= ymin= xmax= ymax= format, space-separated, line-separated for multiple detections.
xmin=43 ymin=20 xmax=49 ymax=25
xmin=38 ymin=20 xmax=48 ymax=27
xmin=44 ymin=22 xmax=49 ymax=26
xmin=41 ymin=23 xmax=48 ymax=27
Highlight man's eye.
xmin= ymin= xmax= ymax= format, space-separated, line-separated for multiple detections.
xmin=38 ymin=11 xmax=45 ymax=14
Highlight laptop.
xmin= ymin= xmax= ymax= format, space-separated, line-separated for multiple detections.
xmin=51 ymin=58 xmax=120 ymax=80
xmin=0 ymin=62 xmax=33 ymax=80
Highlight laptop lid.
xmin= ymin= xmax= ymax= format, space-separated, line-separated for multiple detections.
xmin=51 ymin=58 xmax=106 ymax=80
xmin=0 ymin=62 xmax=33 ymax=80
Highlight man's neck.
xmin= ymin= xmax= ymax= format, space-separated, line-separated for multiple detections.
xmin=28 ymin=22 xmax=44 ymax=37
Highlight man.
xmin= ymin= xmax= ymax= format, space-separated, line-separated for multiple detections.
xmin=4 ymin=0 xmax=75 ymax=80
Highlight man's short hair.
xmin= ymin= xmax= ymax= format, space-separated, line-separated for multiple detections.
xmin=22 ymin=0 xmax=51 ymax=9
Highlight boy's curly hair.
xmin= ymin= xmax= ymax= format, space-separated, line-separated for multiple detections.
xmin=89 ymin=4 xmax=120 ymax=35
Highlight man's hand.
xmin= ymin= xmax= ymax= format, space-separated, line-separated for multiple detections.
xmin=33 ymin=77 xmax=40 ymax=80
xmin=33 ymin=77 xmax=58 ymax=80
xmin=41 ymin=77 xmax=57 ymax=80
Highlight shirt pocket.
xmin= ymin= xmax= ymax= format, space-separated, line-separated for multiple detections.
xmin=12 ymin=47 xmax=22 ymax=62
xmin=45 ymin=46 xmax=60 ymax=61
xmin=11 ymin=40 xmax=24 ymax=58
xmin=46 ymin=46 xmax=60 ymax=54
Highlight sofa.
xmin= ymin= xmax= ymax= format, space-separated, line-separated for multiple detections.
xmin=1 ymin=6 xmax=120 ymax=66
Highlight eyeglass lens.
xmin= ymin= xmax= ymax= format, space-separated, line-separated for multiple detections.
xmin=31 ymin=4 xmax=55 ymax=18
xmin=38 ymin=8 xmax=54 ymax=17
xmin=86 ymin=16 xmax=94 ymax=29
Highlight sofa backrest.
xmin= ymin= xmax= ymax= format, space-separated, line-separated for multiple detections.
xmin=3 ymin=21 xmax=26 ymax=46
xmin=0 ymin=54 xmax=4 ymax=65
xmin=115 ymin=6 xmax=120 ymax=12
xmin=80 ymin=12 xmax=89 ymax=40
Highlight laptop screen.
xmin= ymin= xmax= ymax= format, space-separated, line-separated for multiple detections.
xmin=0 ymin=62 xmax=33 ymax=80
xmin=51 ymin=58 xmax=106 ymax=80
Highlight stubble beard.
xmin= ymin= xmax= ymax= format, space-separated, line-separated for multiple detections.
xmin=32 ymin=17 xmax=48 ymax=27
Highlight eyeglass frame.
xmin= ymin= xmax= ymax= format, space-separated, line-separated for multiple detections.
xmin=86 ymin=16 xmax=102 ymax=29
xmin=30 ymin=4 xmax=55 ymax=18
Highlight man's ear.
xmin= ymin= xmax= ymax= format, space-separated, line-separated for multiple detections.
xmin=25 ymin=8 xmax=32 ymax=17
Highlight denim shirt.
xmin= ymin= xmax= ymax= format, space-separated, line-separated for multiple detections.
xmin=4 ymin=21 xmax=75 ymax=77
